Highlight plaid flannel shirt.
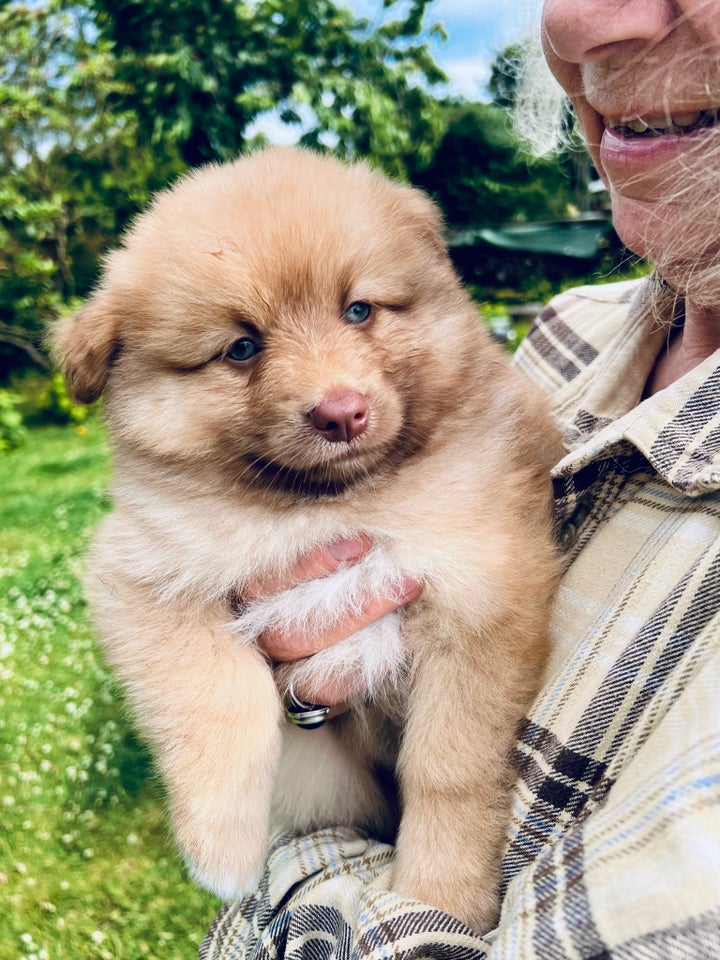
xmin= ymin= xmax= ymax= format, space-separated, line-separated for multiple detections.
xmin=201 ymin=278 xmax=720 ymax=960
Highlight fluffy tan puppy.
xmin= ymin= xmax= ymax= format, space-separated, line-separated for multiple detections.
xmin=53 ymin=147 xmax=560 ymax=934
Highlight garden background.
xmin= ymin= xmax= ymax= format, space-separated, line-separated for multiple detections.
xmin=0 ymin=2 xmax=645 ymax=957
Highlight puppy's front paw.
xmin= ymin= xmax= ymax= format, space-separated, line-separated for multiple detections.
xmin=185 ymin=852 xmax=263 ymax=903
xmin=392 ymin=857 xmax=501 ymax=935
xmin=175 ymin=800 xmax=270 ymax=901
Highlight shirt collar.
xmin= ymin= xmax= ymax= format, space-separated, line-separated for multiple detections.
xmin=550 ymin=283 xmax=720 ymax=498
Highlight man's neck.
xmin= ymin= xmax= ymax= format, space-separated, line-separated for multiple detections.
xmin=644 ymin=300 xmax=720 ymax=396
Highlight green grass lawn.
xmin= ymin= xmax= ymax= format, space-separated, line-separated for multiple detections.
xmin=0 ymin=423 xmax=218 ymax=960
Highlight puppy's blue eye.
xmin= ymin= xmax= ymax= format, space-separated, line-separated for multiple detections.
xmin=226 ymin=339 xmax=260 ymax=362
xmin=345 ymin=302 xmax=371 ymax=325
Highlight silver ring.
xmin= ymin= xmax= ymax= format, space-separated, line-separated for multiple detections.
xmin=285 ymin=685 xmax=330 ymax=730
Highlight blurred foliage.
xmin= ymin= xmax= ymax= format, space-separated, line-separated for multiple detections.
xmin=90 ymin=0 xmax=448 ymax=173
xmin=0 ymin=388 xmax=27 ymax=451
xmin=0 ymin=366 xmax=100 ymax=455
xmin=411 ymin=100 xmax=577 ymax=227
xmin=0 ymin=1 xmax=184 ymax=380
xmin=17 ymin=371 xmax=97 ymax=428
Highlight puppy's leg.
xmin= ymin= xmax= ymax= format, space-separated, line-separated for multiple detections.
xmin=92 ymin=573 xmax=282 ymax=900
xmin=392 ymin=609 xmax=548 ymax=934
xmin=272 ymin=720 xmax=395 ymax=838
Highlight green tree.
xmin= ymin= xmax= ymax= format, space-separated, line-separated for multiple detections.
xmin=90 ymin=0 xmax=447 ymax=176
xmin=410 ymin=100 xmax=576 ymax=228
xmin=0 ymin=1 xmax=183 ymax=380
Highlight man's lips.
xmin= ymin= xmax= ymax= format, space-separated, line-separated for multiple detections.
xmin=597 ymin=107 xmax=720 ymax=179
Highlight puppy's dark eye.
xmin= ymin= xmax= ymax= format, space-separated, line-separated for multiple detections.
xmin=344 ymin=302 xmax=372 ymax=325
xmin=226 ymin=338 xmax=261 ymax=362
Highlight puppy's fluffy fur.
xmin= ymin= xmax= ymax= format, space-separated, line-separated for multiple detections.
xmin=53 ymin=148 xmax=560 ymax=933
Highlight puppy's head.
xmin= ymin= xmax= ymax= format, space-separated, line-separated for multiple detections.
xmin=53 ymin=148 xmax=483 ymax=499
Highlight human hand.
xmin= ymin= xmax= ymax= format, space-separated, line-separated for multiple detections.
xmin=246 ymin=535 xmax=422 ymax=713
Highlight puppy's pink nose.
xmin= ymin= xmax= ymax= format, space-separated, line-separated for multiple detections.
xmin=309 ymin=390 xmax=369 ymax=443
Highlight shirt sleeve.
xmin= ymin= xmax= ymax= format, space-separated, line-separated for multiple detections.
xmin=200 ymin=828 xmax=493 ymax=960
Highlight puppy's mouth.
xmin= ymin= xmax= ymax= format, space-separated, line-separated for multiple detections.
xmin=234 ymin=386 xmax=434 ymax=499
xmin=242 ymin=433 xmax=424 ymax=500
xmin=244 ymin=456 xmax=367 ymax=498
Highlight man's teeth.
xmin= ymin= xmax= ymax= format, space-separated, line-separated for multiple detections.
xmin=610 ymin=108 xmax=720 ymax=136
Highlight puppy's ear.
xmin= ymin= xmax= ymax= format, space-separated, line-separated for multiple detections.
xmin=402 ymin=186 xmax=447 ymax=257
xmin=51 ymin=290 xmax=122 ymax=404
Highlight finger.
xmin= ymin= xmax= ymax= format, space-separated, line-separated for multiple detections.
xmin=243 ymin=534 xmax=370 ymax=602
xmin=327 ymin=702 xmax=350 ymax=718
xmin=277 ymin=666 xmax=356 ymax=712
xmin=261 ymin=576 xmax=422 ymax=663
xmin=292 ymin=673 xmax=358 ymax=709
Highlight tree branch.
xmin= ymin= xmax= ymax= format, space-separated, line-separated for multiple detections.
xmin=0 ymin=323 xmax=51 ymax=369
